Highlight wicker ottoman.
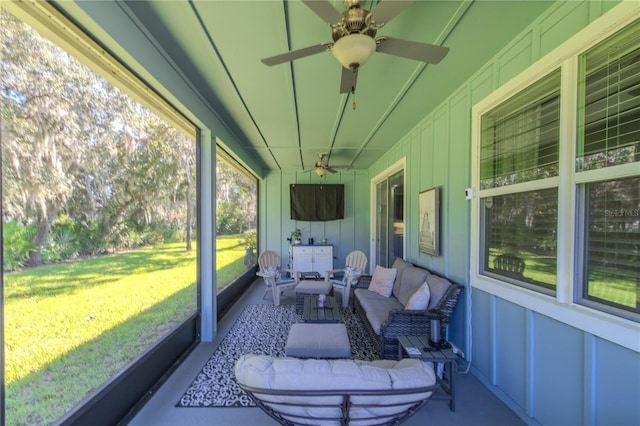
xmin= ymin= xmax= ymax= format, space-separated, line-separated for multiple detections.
xmin=295 ymin=280 xmax=332 ymax=313
xmin=285 ymin=323 xmax=351 ymax=358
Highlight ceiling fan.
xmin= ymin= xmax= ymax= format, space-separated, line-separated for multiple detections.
xmin=304 ymin=154 xmax=353 ymax=177
xmin=261 ymin=0 xmax=449 ymax=95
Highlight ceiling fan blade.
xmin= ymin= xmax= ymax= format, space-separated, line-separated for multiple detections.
xmin=370 ymin=0 xmax=415 ymax=26
xmin=325 ymin=167 xmax=339 ymax=174
xmin=262 ymin=43 xmax=332 ymax=66
xmin=340 ymin=66 xmax=358 ymax=93
xmin=376 ymin=36 xmax=449 ymax=64
xmin=302 ymin=0 xmax=344 ymax=24
xmin=330 ymin=165 xmax=353 ymax=170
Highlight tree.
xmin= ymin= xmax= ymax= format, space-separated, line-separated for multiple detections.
xmin=1 ymin=12 xmax=120 ymax=264
xmin=1 ymin=10 xmax=197 ymax=264
xmin=215 ymin=161 xmax=256 ymax=235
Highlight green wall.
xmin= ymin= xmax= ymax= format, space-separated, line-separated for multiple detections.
xmin=259 ymin=170 xmax=370 ymax=271
xmin=368 ymin=2 xmax=640 ymax=425
xmin=368 ymin=0 xmax=621 ymax=280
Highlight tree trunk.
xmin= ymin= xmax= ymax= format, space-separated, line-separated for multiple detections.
xmin=185 ymin=158 xmax=193 ymax=251
xmin=28 ymin=195 xmax=65 ymax=267
xmin=186 ymin=192 xmax=193 ymax=251
xmin=28 ymin=221 xmax=48 ymax=266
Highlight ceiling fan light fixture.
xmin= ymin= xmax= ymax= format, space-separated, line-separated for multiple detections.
xmin=315 ymin=167 xmax=327 ymax=177
xmin=332 ymin=34 xmax=376 ymax=69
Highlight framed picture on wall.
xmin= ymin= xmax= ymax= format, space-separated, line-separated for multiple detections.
xmin=418 ymin=187 xmax=440 ymax=256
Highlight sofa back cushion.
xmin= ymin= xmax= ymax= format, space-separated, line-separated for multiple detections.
xmin=390 ymin=257 xmax=413 ymax=299
xmin=426 ymin=274 xmax=452 ymax=310
xmin=396 ymin=267 xmax=431 ymax=307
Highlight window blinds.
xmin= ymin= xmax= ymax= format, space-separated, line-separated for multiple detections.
xmin=584 ymin=177 xmax=639 ymax=313
xmin=480 ymin=70 xmax=561 ymax=190
xmin=578 ymin=18 xmax=640 ymax=170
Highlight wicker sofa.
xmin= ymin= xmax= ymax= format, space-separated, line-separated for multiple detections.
xmin=354 ymin=258 xmax=463 ymax=359
xmin=235 ymin=354 xmax=438 ymax=426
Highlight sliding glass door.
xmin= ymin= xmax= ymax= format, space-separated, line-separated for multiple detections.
xmin=374 ymin=170 xmax=404 ymax=267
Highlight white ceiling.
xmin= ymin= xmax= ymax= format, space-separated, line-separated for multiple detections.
xmin=57 ymin=0 xmax=555 ymax=174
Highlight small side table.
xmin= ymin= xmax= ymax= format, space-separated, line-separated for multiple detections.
xmin=299 ymin=271 xmax=322 ymax=280
xmin=397 ymin=335 xmax=458 ymax=411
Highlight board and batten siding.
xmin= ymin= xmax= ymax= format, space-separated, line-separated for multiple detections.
xmin=368 ymin=1 xmax=639 ymax=425
xmin=260 ymin=170 xmax=370 ymax=274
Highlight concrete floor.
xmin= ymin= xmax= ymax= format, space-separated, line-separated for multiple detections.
xmin=127 ymin=282 xmax=526 ymax=426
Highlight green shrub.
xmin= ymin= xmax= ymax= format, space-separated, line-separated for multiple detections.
xmin=76 ymin=222 xmax=108 ymax=256
xmin=2 ymin=220 xmax=36 ymax=271
xmin=41 ymin=217 xmax=81 ymax=263
xmin=243 ymin=231 xmax=256 ymax=249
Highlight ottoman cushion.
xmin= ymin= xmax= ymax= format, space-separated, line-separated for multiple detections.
xmin=285 ymin=323 xmax=351 ymax=358
xmin=295 ymin=280 xmax=332 ymax=295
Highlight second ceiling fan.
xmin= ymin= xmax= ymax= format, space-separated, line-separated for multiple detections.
xmin=262 ymin=0 xmax=449 ymax=94
xmin=304 ymin=154 xmax=352 ymax=177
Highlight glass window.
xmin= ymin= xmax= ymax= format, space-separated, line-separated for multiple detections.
xmin=579 ymin=177 xmax=639 ymax=319
xmin=576 ymin=18 xmax=640 ymax=320
xmin=1 ymin=9 xmax=197 ymax=424
xmin=481 ymin=189 xmax=558 ymax=291
xmin=215 ymin=152 xmax=258 ymax=294
xmin=474 ymin=12 xmax=639 ymax=333
xmin=479 ymin=69 xmax=561 ymax=293
xmin=577 ymin=19 xmax=640 ymax=171
xmin=480 ymin=70 xmax=561 ymax=189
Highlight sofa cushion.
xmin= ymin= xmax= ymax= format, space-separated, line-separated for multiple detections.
xmin=426 ymin=274 xmax=452 ymax=310
xmin=405 ymin=281 xmax=431 ymax=310
xmin=235 ymin=355 xmax=436 ymax=392
xmin=234 ymin=355 xmax=436 ymax=426
xmin=354 ymin=287 xmax=386 ymax=304
xmin=390 ymin=257 xmax=413 ymax=299
xmin=355 ymin=289 xmax=404 ymax=334
xmin=355 ymin=288 xmax=404 ymax=308
xmin=396 ymin=267 xmax=431 ymax=307
xmin=368 ymin=265 xmax=397 ymax=297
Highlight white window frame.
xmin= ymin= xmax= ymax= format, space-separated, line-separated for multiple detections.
xmin=470 ymin=2 xmax=640 ymax=352
xmin=478 ymin=67 xmax=562 ymax=296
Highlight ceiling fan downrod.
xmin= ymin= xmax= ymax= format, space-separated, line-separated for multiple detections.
xmin=351 ymin=65 xmax=357 ymax=110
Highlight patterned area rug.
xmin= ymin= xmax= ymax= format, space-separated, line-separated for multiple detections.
xmin=176 ymin=303 xmax=377 ymax=407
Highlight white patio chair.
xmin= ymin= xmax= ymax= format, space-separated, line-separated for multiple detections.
xmin=325 ymin=250 xmax=367 ymax=308
xmin=256 ymin=250 xmax=299 ymax=306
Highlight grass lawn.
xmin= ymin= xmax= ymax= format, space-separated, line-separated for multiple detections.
xmin=488 ymin=250 xmax=637 ymax=308
xmin=3 ymin=235 xmax=248 ymax=425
